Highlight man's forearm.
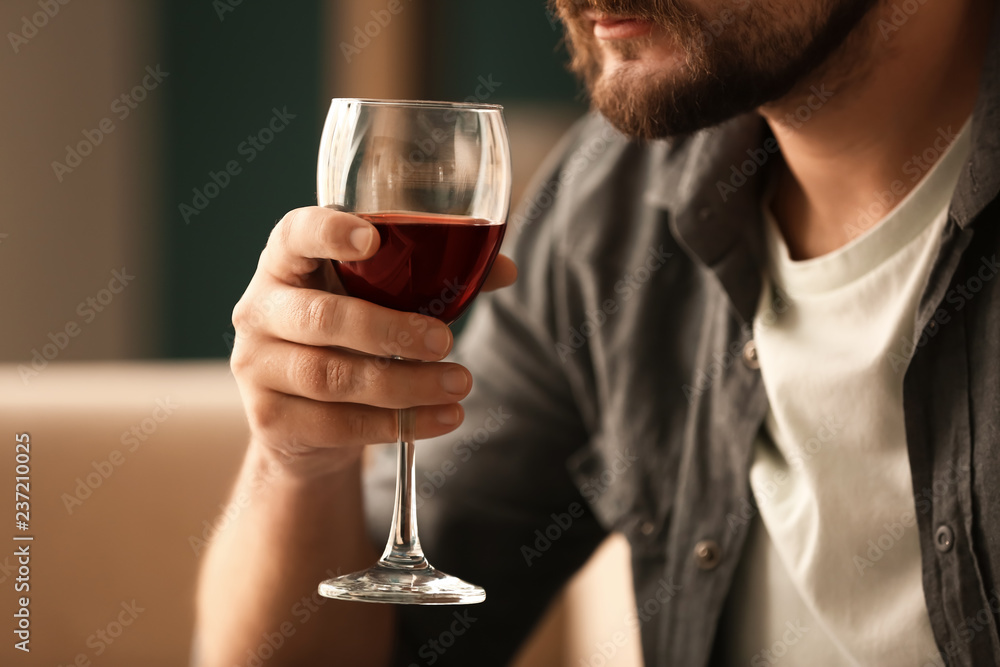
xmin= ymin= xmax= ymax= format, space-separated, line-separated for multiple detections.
xmin=194 ymin=444 xmax=394 ymax=666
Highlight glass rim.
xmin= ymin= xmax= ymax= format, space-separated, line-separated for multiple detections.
xmin=329 ymin=97 xmax=503 ymax=112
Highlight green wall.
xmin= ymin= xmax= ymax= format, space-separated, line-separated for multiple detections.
xmin=428 ymin=0 xmax=583 ymax=103
xmin=161 ymin=1 xmax=323 ymax=358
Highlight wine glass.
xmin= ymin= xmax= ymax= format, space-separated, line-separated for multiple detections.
xmin=315 ymin=99 xmax=511 ymax=604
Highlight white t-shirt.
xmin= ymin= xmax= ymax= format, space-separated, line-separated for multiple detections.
xmin=718 ymin=120 xmax=972 ymax=666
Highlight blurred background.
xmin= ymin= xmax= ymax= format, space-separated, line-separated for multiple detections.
xmin=0 ymin=1 xmax=644 ymax=666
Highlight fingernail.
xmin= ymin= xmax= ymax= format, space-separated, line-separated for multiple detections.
xmin=350 ymin=227 xmax=374 ymax=253
xmin=436 ymin=405 xmax=462 ymax=426
xmin=440 ymin=368 xmax=469 ymax=395
xmin=424 ymin=327 xmax=451 ymax=357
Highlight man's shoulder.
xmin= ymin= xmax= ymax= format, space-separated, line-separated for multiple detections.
xmin=510 ymin=111 xmax=757 ymax=234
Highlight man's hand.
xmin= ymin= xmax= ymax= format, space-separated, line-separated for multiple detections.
xmin=230 ymin=206 xmax=517 ymax=478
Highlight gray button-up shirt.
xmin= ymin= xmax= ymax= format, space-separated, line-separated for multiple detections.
xmin=367 ymin=9 xmax=1000 ymax=665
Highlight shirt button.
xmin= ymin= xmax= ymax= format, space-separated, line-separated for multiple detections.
xmin=694 ymin=539 xmax=722 ymax=570
xmin=935 ymin=524 xmax=955 ymax=553
xmin=640 ymin=521 xmax=655 ymax=536
xmin=742 ymin=339 xmax=760 ymax=370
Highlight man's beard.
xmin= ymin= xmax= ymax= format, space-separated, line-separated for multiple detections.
xmin=550 ymin=0 xmax=882 ymax=139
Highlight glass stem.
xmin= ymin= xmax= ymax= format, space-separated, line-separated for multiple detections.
xmin=379 ymin=398 xmax=428 ymax=569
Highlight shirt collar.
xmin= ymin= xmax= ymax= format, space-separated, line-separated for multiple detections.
xmin=644 ymin=115 xmax=771 ymax=325
xmin=952 ymin=1 xmax=1000 ymax=228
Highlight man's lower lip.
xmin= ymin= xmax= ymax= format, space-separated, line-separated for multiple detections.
xmin=593 ymin=18 xmax=654 ymax=40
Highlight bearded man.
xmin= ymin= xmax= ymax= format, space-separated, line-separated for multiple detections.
xmin=194 ymin=0 xmax=1000 ymax=664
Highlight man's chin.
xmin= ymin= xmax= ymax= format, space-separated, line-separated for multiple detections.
xmin=597 ymin=40 xmax=686 ymax=73
xmin=591 ymin=65 xmax=729 ymax=140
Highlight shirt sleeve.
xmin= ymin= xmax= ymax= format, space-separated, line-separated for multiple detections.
xmin=363 ymin=118 xmax=609 ymax=667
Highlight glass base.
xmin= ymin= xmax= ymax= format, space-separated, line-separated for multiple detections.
xmin=318 ymin=560 xmax=486 ymax=605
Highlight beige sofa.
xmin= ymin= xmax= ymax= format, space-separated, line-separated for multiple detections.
xmin=0 ymin=362 xmax=640 ymax=666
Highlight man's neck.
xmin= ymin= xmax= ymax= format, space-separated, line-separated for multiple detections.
xmin=761 ymin=0 xmax=994 ymax=261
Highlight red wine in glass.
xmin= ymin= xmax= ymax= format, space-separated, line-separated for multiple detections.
xmin=335 ymin=212 xmax=506 ymax=324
